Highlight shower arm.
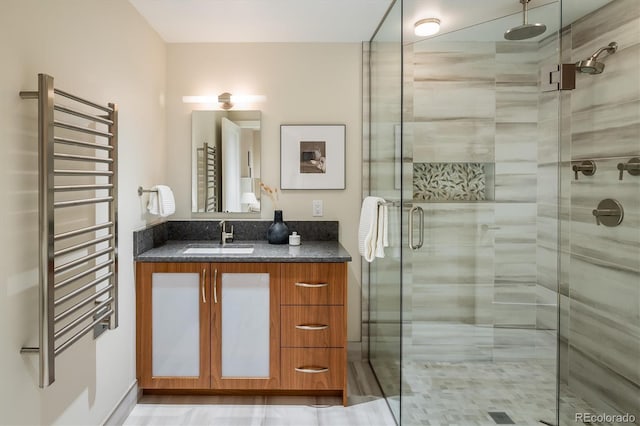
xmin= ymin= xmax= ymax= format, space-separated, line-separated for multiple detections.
xmin=588 ymin=43 xmax=618 ymax=60
xmin=521 ymin=0 xmax=529 ymax=25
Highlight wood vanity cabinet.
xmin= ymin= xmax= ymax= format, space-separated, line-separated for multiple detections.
xmin=136 ymin=261 xmax=347 ymax=405
xmin=280 ymin=263 xmax=348 ymax=405
xmin=136 ymin=262 xmax=279 ymax=390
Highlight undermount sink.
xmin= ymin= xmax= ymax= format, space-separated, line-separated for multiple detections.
xmin=183 ymin=244 xmax=254 ymax=255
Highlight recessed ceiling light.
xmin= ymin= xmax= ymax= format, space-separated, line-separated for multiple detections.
xmin=414 ymin=18 xmax=441 ymax=37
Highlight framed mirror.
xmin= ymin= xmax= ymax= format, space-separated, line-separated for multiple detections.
xmin=191 ymin=110 xmax=261 ymax=214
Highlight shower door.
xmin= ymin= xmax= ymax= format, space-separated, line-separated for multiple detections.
xmin=369 ymin=1 xmax=638 ymax=425
xmin=368 ymin=0 xmax=403 ymax=422
xmin=400 ymin=1 xmax=562 ymax=424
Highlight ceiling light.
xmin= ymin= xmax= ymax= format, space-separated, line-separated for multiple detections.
xmin=414 ymin=18 xmax=441 ymax=37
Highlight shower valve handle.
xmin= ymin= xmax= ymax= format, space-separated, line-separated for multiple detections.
xmin=572 ymin=160 xmax=596 ymax=180
xmin=592 ymin=199 xmax=624 ymax=227
xmin=616 ymin=158 xmax=640 ymax=180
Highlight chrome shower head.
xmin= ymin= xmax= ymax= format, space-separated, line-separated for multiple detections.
xmin=575 ymin=42 xmax=618 ymax=74
xmin=504 ymin=0 xmax=547 ymax=40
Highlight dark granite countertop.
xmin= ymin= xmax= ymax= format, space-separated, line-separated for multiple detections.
xmin=134 ymin=240 xmax=352 ymax=263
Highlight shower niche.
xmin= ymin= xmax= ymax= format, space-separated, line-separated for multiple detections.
xmin=413 ymin=162 xmax=495 ymax=202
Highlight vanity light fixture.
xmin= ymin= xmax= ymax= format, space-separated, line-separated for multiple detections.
xmin=218 ymin=92 xmax=233 ymax=110
xmin=182 ymin=93 xmax=266 ymax=110
xmin=414 ymin=18 xmax=441 ymax=37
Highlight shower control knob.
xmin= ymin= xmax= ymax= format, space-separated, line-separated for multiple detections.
xmin=572 ymin=160 xmax=596 ymax=180
xmin=616 ymin=157 xmax=640 ymax=180
xmin=592 ymin=199 xmax=624 ymax=227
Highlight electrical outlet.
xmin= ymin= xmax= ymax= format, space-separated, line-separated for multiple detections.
xmin=312 ymin=200 xmax=323 ymax=217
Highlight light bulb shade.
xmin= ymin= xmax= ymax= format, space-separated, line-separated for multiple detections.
xmin=241 ymin=192 xmax=259 ymax=205
xmin=218 ymin=92 xmax=233 ymax=110
xmin=414 ymin=18 xmax=441 ymax=37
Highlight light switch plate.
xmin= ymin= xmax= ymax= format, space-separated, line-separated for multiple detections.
xmin=312 ymin=200 xmax=323 ymax=217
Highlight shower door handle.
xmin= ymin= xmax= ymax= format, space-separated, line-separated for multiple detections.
xmin=408 ymin=206 xmax=424 ymax=250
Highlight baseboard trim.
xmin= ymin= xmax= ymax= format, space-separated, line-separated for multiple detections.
xmin=102 ymin=380 xmax=139 ymax=426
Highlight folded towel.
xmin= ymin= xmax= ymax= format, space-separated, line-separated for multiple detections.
xmin=375 ymin=203 xmax=388 ymax=258
xmin=147 ymin=185 xmax=175 ymax=217
xmin=358 ymin=196 xmax=389 ymax=263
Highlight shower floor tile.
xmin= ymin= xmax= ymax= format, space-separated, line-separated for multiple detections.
xmin=372 ymin=357 xmax=600 ymax=426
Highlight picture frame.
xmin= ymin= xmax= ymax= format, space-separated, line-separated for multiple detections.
xmin=280 ymin=124 xmax=346 ymax=189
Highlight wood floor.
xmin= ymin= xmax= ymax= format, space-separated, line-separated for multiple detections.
xmin=123 ymin=361 xmax=397 ymax=426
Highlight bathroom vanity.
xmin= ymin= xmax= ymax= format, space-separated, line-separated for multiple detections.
xmin=134 ymin=233 xmax=351 ymax=405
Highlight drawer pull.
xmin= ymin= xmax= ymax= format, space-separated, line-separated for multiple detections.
xmin=295 ymin=324 xmax=329 ymax=331
xmin=295 ymin=282 xmax=328 ymax=288
xmin=295 ymin=366 xmax=329 ymax=374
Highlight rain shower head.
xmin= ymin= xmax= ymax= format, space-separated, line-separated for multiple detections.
xmin=504 ymin=0 xmax=547 ymax=41
xmin=576 ymin=42 xmax=618 ymax=74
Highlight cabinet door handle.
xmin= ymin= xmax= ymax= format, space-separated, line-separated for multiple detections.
xmin=295 ymin=366 xmax=329 ymax=374
xmin=201 ymin=269 xmax=206 ymax=303
xmin=213 ymin=269 xmax=218 ymax=304
xmin=295 ymin=324 xmax=329 ymax=331
xmin=295 ymin=282 xmax=328 ymax=288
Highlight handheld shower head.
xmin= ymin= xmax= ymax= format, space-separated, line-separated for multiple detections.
xmin=576 ymin=42 xmax=618 ymax=74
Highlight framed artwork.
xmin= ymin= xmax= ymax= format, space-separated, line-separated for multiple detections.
xmin=280 ymin=124 xmax=346 ymax=189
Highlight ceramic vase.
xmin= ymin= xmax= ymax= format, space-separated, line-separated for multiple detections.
xmin=267 ymin=210 xmax=289 ymax=244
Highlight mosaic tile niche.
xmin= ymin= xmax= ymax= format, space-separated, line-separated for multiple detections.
xmin=413 ymin=162 xmax=493 ymax=201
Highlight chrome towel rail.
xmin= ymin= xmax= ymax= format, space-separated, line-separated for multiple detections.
xmin=19 ymin=73 xmax=118 ymax=388
xmin=137 ymin=186 xmax=158 ymax=196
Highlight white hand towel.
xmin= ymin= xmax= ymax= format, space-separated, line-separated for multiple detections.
xmin=375 ymin=204 xmax=388 ymax=258
xmin=147 ymin=190 xmax=160 ymax=215
xmin=147 ymin=185 xmax=175 ymax=217
xmin=358 ymin=196 xmax=389 ymax=263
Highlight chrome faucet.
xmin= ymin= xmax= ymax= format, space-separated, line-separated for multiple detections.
xmin=219 ymin=220 xmax=234 ymax=245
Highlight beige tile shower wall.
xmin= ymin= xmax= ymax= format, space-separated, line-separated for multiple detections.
xmin=565 ymin=0 xmax=640 ymax=421
xmin=409 ymin=41 xmax=496 ymax=361
xmin=493 ymin=42 xmax=540 ymax=362
xmin=412 ymin=42 xmax=495 ymax=164
xmin=536 ymin=31 xmax=562 ymax=341
xmin=408 ymin=39 xmax=542 ymax=361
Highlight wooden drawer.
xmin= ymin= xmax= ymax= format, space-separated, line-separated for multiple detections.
xmin=281 ymin=306 xmax=345 ymax=348
xmin=281 ymin=263 xmax=346 ymax=305
xmin=281 ymin=348 xmax=345 ymax=390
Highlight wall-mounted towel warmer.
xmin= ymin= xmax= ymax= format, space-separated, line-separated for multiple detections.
xmin=20 ymin=74 xmax=118 ymax=388
xmin=196 ymin=143 xmax=218 ymax=212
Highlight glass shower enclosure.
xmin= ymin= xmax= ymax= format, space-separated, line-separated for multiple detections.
xmin=366 ymin=1 xmax=639 ymax=425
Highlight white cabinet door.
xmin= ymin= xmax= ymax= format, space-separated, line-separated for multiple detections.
xmin=211 ymin=263 xmax=280 ymax=390
xmin=152 ymin=272 xmax=201 ymax=377
xmin=220 ymin=272 xmax=270 ymax=377
xmin=137 ymin=262 xmax=210 ymax=389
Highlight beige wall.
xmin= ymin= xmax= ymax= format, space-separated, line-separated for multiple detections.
xmin=0 ymin=1 xmax=166 ymax=424
xmin=1 ymin=12 xmax=364 ymax=424
xmin=166 ymin=43 xmax=363 ymax=340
